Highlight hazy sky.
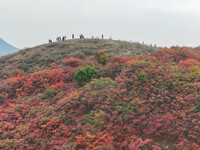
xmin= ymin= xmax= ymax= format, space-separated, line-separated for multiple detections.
xmin=1 ymin=0 xmax=200 ymax=49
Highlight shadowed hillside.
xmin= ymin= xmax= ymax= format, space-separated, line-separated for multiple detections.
xmin=0 ymin=39 xmax=156 ymax=80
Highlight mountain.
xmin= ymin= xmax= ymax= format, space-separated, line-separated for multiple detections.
xmin=0 ymin=46 xmax=200 ymax=149
xmin=0 ymin=38 xmax=157 ymax=80
xmin=0 ymin=38 xmax=18 ymax=56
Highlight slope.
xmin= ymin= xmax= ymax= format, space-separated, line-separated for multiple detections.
xmin=0 ymin=47 xmax=199 ymax=149
xmin=0 ymin=38 xmax=156 ymax=80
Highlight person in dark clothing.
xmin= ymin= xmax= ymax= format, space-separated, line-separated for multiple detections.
xmin=80 ymin=34 xmax=84 ymax=39
xmin=72 ymin=34 xmax=74 ymax=39
xmin=62 ymin=36 xmax=66 ymax=41
xmin=102 ymin=34 xmax=104 ymax=39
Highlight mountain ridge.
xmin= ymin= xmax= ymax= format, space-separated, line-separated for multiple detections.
xmin=0 ymin=38 xmax=157 ymax=80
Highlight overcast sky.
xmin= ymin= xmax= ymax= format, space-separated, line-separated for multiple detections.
xmin=1 ymin=0 xmax=200 ymax=49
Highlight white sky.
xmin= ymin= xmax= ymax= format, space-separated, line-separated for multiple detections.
xmin=1 ymin=0 xmax=200 ymax=49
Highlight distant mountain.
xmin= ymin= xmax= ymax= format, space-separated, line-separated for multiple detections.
xmin=0 ymin=38 xmax=18 ymax=56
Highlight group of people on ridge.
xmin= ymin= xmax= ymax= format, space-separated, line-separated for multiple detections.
xmin=48 ymin=34 xmax=104 ymax=43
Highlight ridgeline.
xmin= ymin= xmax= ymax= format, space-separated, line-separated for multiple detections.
xmin=0 ymin=38 xmax=156 ymax=80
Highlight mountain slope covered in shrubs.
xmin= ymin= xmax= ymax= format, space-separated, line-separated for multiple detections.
xmin=0 ymin=47 xmax=200 ymax=149
xmin=0 ymin=39 xmax=156 ymax=81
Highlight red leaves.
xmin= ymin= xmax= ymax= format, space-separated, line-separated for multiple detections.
xmin=178 ymin=59 xmax=199 ymax=67
xmin=76 ymin=131 xmax=114 ymax=149
xmin=62 ymin=57 xmax=82 ymax=67
xmin=1 ymin=47 xmax=200 ymax=149
xmin=128 ymin=135 xmax=161 ymax=150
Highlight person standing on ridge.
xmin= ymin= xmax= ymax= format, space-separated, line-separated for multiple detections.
xmin=72 ymin=34 xmax=74 ymax=39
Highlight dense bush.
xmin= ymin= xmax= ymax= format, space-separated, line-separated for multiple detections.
xmin=42 ymin=87 xmax=56 ymax=99
xmin=62 ymin=57 xmax=82 ymax=67
xmin=74 ymin=66 xmax=99 ymax=84
xmin=84 ymin=77 xmax=117 ymax=91
xmin=95 ymin=51 xmax=110 ymax=65
xmin=138 ymin=71 xmax=147 ymax=83
xmin=1 ymin=47 xmax=200 ymax=150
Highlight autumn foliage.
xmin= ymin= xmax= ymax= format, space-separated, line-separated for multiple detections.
xmin=0 ymin=47 xmax=200 ymax=149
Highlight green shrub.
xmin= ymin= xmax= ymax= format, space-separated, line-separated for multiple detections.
xmin=42 ymin=88 xmax=56 ymax=99
xmin=85 ymin=109 xmax=107 ymax=127
xmin=99 ymin=53 xmax=110 ymax=65
xmin=74 ymin=66 xmax=99 ymax=84
xmin=85 ymin=77 xmax=117 ymax=91
xmin=190 ymin=65 xmax=199 ymax=72
xmin=114 ymin=101 xmax=134 ymax=121
xmin=138 ymin=72 xmax=147 ymax=83
xmin=95 ymin=51 xmax=110 ymax=65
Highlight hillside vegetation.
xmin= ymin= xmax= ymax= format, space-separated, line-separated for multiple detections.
xmin=0 ymin=46 xmax=200 ymax=149
xmin=0 ymin=39 xmax=156 ymax=80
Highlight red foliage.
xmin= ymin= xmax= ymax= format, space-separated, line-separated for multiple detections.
xmin=178 ymin=59 xmax=199 ymax=67
xmin=62 ymin=57 xmax=82 ymax=67
xmin=1 ymin=47 xmax=200 ymax=149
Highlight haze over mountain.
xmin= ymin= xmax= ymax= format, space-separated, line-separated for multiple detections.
xmin=0 ymin=37 xmax=18 ymax=56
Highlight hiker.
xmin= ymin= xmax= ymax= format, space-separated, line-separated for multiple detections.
xmin=72 ymin=34 xmax=74 ymax=39
xmin=80 ymin=34 xmax=84 ymax=39
xmin=57 ymin=37 xmax=61 ymax=42
xmin=62 ymin=36 xmax=66 ymax=41
xmin=102 ymin=34 xmax=104 ymax=39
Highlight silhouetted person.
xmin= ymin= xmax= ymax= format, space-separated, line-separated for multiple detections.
xmin=72 ymin=34 xmax=74 ymax=39
xmin=102 ymin=34 xmax=104 ymax=39
xmin=62 ymin=36 xmax=66 ymax=41
xmin=80 ymin=34 xmax=84 ymax=39
xmin=57 ymin=37 xmax=61 ymax=41
xmin=49 ymin=39 xmax=52 ymax=43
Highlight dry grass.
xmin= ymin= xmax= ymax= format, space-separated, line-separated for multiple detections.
xmin=0 ymin=38 xmax=157 ymax=80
